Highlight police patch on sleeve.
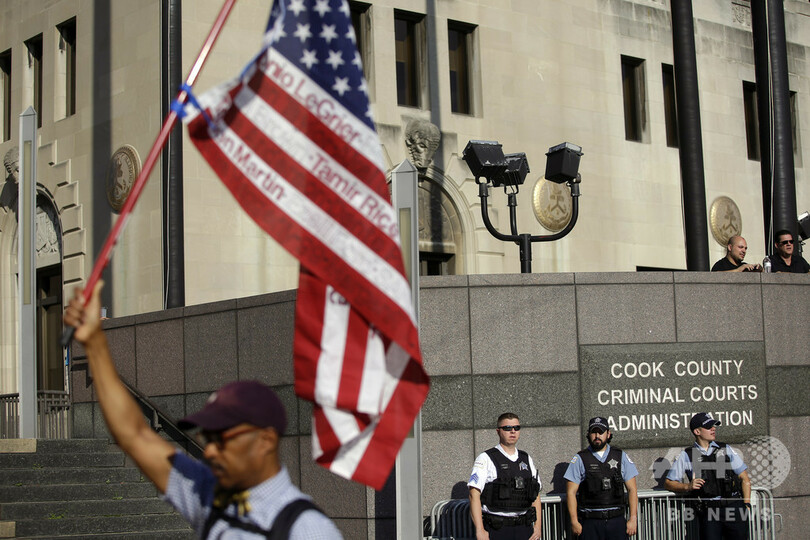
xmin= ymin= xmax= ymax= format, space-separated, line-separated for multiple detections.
xmin=470 ymin=473 xmax=479 ymax=484
xmin=570 ymin=456 xmax=578 ymax=464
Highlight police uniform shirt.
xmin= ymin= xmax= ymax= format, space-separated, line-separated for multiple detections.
xmin=666 ymin=441 xmax=747 ymax=499
xmin=467 ymin=444 xmax=541 ymax=517
xmin=163 ymin=453 xmax=342 ymax=539
xmin=563 ymin=444 xmax=638 ymax=512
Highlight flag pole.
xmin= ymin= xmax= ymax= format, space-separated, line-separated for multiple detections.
xmin=61 ymin=0 xmax=238 ymax=346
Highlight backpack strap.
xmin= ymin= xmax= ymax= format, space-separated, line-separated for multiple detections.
xmin=202 ymin=498 xmax=325 ymax=539
xmin=268 ymin=499 xmax=324 ymax=540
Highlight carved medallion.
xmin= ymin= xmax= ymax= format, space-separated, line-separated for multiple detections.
xmin=532 ymin=178 xmax=572 ymax=232
xmin=106 ymin=145 xmax=141 ymax=213
xmin=709 ymin=196 xmax=742 ymax=246
xmin=732 ymin=1 xmax=752 ymax=27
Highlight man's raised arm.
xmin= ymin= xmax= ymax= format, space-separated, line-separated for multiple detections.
xmin=64 ymin=282 xmax=175 ymax=493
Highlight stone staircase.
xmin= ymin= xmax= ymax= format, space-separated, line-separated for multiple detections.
xmin=0 ymin=439 xmax=194 ymax=539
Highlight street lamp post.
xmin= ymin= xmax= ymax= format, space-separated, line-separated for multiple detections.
xmin=463 ymin=140 xmax=583 ymax=273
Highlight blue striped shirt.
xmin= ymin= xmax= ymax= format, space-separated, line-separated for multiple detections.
xmin=163 ymin=453 xmax=342 ymax=539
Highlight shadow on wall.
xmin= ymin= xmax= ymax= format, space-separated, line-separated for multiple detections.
xmin=451 ymin=481 xmax=468 ymax=499
xmin=550 ymin=462 xmax=570 ymax=494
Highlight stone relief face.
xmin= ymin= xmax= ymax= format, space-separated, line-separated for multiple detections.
xmin=404 ymin=120 xmax=440 ymax=169
xmin=3 ymin=147 xmax=19 ymax=183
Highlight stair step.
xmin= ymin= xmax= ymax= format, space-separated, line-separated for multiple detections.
xmin=0 ymin=452 xmax=125 ymax=469
xmin=1 ymin=498 xmax=176 ymax=520
xmin=0 ymin=439 xmax=195 ymax=538
xmin=14 ymin=513 xmax=190 ymax=537
xmin=0 ymin=467 xmax=144 ymax=486
xmin=16 ymin=529 xmax=195 ymax=539
xmin=0 ymin=482 xmax=158 ymax=503
xmin=25 ymin=439 xmax=118 ymax=455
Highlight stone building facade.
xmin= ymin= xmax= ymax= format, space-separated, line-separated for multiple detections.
xmin=1 ymin=0 xmax=810 ymax=518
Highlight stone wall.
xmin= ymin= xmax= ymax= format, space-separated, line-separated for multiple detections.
xmin=70 ymin=272 xmax=810 ymax=538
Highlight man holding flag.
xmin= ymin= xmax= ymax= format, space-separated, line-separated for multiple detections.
xmin=64 ymin=0 xmax=428 ymax=535
xmin=64 ymin=282 xmax=342 ymax=538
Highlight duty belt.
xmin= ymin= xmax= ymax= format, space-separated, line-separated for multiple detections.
xmin=483 ymin=507 xmax=536 ymax=529
xmin=578 ymin=508 xmax=625 ymax=520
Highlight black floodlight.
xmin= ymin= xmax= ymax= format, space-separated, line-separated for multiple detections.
xmin=462 ymin=140 xmax=507 ymax=182
xmin=544 ymin=142 xmax=583 ymax=184
xmin=798 ymin=211 xmax=810 ymax=241
xmin=492 ymin=152 xmax=530 ymax=188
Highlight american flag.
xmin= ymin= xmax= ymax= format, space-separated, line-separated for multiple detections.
xmin=186 ymin=0 xmax=429 ymax=490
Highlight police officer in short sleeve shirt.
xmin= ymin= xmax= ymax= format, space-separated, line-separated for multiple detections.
xmin=468 ymin=413 xmax=542 ymax=540
xmin=665 ymin=413 xmax=751 ymax=540
xmin=565 ymin=417 xmax=638 ymax=539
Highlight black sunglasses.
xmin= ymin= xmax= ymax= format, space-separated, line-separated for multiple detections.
xmin=779 ymin=239 xmax=794 ymax=246
xmin=197 ymin=426 xmax=261 ymax=448
xmin=498 ymin=425 xmax=521 ymax=432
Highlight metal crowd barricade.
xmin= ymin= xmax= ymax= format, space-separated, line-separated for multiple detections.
xmin=426 ymin=487 xmax=779 ymax=540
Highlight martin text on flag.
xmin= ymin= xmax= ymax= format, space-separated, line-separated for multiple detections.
xmin=186 ymin=0 xmax=429 ymax=490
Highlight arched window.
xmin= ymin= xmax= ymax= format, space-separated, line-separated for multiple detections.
xmin=417 ymin=177 xmax=465 ymax=276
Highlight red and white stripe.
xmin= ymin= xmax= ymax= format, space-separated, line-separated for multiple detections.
xmin=188 ymin=42 xmax=428 ymax=490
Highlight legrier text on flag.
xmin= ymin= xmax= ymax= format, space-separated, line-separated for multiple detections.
xmin=185 ymin=0 xmax=429 ymax=490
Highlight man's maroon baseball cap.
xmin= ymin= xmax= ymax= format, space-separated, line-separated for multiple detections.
xmin=178 ymin=380 xmax=287 ymax=435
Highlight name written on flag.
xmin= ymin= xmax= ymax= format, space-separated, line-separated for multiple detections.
xmin=185 ymin=0 xmax=429 ymax=490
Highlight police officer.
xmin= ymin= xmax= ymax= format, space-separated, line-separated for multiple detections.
xmin=664 ymin=413 xmax=750 ymax=539
xmin=468 ymin=413 xmax=542 ymax=540
xmin=564 ymin=417 xmax=638 ymax=539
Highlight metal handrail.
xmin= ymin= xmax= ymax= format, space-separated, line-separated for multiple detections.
xmin=1 ymin=391 xmax=71 ymax=439
xmin=118 ymin=376 xmax=205 ymax=459
xmin=1 ymin=384 xmax=204 ymax=459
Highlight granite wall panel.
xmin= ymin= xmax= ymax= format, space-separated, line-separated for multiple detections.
xmin=469 ymin=277 xmax=577 ymax=374
xmin=674 ymin=283 xmax=763 ymax=342
xmin=767 ymin=367 xmax=810 ymax=417
xmin=135 ymin=319 xmax=184 ymax=396
xmin=69 ymin=361 xmax=93 ymax=403
xmin=576 ymin=283 xmax=676 ymax=344
xmin=237 ymin=301 xmax=296 ymax=385
xmin=419 ymin=277 xmax=472 ymax=376
xmin=762 ymin=279 xmax=810 ymax=366
xmin=104 ymin=325 xmax=137 ymax=384
xmin=471 ymin=372 xmax=579 ymax=428
xmin=769 ymin=416 xmax=810 ymax=499
xmin=770 ymin=494 xmax=810 ymax=540
xmin=422 ymin=430 xmax=474 ymax=515
xmin=183 ymin=311 xmax=238 ymax=393
xmin=421 ymin=375 xmax=473 ymax=430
